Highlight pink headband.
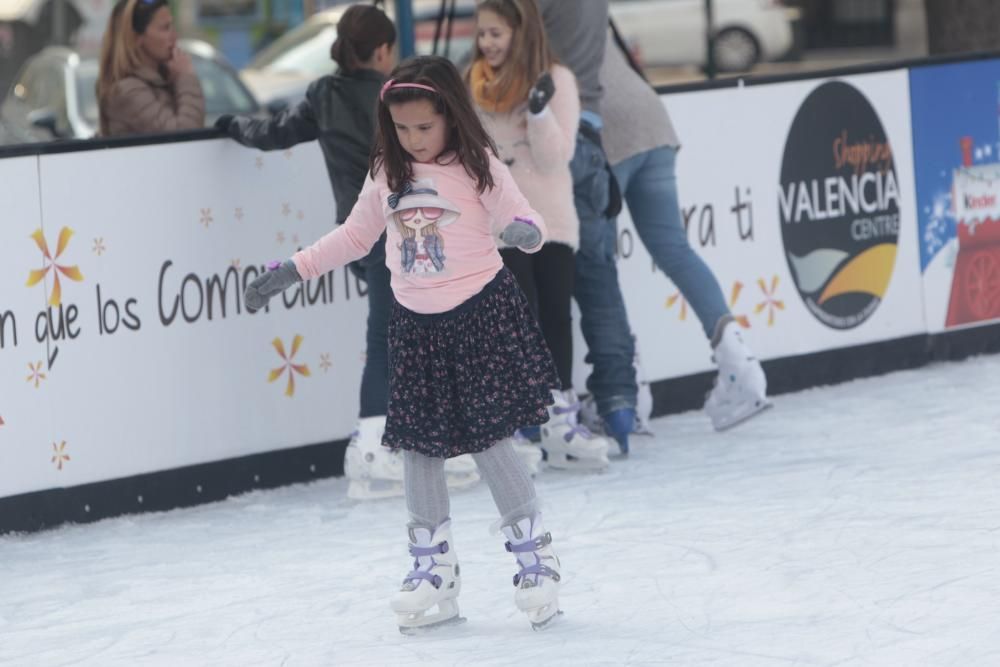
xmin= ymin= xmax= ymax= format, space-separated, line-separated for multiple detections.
xmin=380 ymin=80 xmax=437 ymax=101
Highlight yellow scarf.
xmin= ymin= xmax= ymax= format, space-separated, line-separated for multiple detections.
xmin=469 ymin=59 xmax=527 ymax=114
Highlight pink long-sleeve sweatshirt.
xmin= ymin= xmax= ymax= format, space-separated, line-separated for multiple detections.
xmin=292 ymin=153 xmax=547 ymax=314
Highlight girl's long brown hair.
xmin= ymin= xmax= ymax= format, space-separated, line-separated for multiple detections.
xmin=371 ymin=56 xmax=498 ymax=195
xmin=468 ymin=0 xmax=555 ymax=103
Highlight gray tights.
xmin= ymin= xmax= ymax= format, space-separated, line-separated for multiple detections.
xmin=403 ymin=440 xmax=537 ymax=529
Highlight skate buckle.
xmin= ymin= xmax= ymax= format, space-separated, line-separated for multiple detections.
xmin=513 ymin=563 xmax=560 ymax=587
xmin=403 ymin=569 xmax=444 ymax=589
xmin=504 ymin=532 xmax=552 ymax=553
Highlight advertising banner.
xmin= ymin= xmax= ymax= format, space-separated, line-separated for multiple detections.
xmin=911 ymin=60 xmax=1000 ymax=332
xmin=1 ymin=141 xmax=368 ymax=498
xmin=0 ymin=156 xmax=53 ymax=498
xmin=583 ymin=71 xmax=924 ymax=386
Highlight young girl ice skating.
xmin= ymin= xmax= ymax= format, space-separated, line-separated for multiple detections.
xmin=469 ymin=0 xmax=611 ymax=472
xmin=244 ymin=56 xmax=563 ymax=632
xmin=216 ymin=4 xmax=478 ymax=500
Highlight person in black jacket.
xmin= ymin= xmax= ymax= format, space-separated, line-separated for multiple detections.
xmin=218 ymin=5 xmax=479 ymax=498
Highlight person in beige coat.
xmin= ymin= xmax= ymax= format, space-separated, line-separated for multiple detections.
xmin=96 ymin=0 xmax=205 ymax=137
xmin=468 ymin=0 xmax=611 ymax=472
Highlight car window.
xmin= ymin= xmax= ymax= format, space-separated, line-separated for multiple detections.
xmin=15 ymin=60 xmax=46 ymax=108
xmin=250 ymin=21 xmax=337 ymax=74
xmin=262 ymin=26 xmax=337 ymax=76
xmin=192 ymin=56 xmax=258 ymax=115
xmin=75 ymin=61 xmax=99 ymax=128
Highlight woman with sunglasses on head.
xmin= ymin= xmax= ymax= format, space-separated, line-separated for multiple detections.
xmin=97 ymin=0 xmax=205 ymax=137
xmin=467 ymin=0 xmax=612 ymax=473
xmin=216 ymin=5 xmax=478 ymax=499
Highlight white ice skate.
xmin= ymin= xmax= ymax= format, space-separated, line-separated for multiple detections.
xmin=392 ymin=520 xmax=465 ymax=634
xmin=502 ymin=514 xmax=562 ymax=630
xmin=345 ymin=417 xmax=480 ymax=499
xmin=506 ymin=430 xmax=543 ymax=476
xmin=540 ymin=390 xmax=610 ymax=471
xmin=704 ymin=321 xmax=772 ymax=431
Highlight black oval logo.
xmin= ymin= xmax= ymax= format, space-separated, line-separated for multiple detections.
xmin=779 ymin=81 xmax=901 ymax=329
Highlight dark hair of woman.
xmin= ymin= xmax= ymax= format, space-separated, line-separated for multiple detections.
xmin=330 ymin=4 xmax=397 ymax=72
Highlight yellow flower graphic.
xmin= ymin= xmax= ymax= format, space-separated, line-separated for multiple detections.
xmin=26 ymin=227 xmax=85 ymax=306
xmin=26 ymin=361 xmax=46 ymax=388
xmin=665 ymin=292 xmax=688 ymax=321
xmin=728 ymin=282 xmax=752 ymax=329
xmin=269 ymin=335 xmax=311 ymax=397
xmin=755 ymin=276 xmax=785 ymax=326
xmin=51 ymin=441 xmax=70 ymax=470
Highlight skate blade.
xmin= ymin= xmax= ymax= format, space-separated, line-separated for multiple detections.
xmin=544 ymin=453 xmax=609 ymax=472
xmin=398 ymin=614 xmax=466 ymax=636
xmin=530 ymin=609 xmax=563 ymax=631
xmin=712 ymin=399 xmax=773 ymax=432
xmin=347 ymin=479 xmax=404 ymax=500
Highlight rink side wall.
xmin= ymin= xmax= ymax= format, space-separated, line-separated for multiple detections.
xmin=3 ymin=52 xmax=1000 ymax=534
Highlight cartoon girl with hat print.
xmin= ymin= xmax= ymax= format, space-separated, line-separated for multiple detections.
xmin=388 ymin=177 xmax=461 ymax=274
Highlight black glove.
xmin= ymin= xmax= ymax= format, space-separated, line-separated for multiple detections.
xmin=245 ymin=260 xmax=301 ymax=313
xmin=214 ymin=114 xmax=235 ymax=134
xmin=528 ymin=72 xmax=555 ymax=115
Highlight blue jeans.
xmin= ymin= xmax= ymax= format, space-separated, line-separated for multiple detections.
xmin=613 ymin=146 xmax=730 ymax=339
xmin=358 ymin=233 xmax=391 ymax=418
xmin=571 ymin=128 xmax=637 ymax=416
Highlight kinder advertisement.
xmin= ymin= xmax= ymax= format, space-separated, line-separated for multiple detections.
xmin=592 ymin=71 xmax=923 ymax=385
xmin=911 ymin=60 xmax=1000 ymax=332
xmin=0 ymin=141 xmax=368 ymax=499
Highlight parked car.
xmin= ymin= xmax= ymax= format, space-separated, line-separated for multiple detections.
xmin=609 ymin=0 xmax=802 ymax=72
xmin=241 ymin=0 xmax=477 ymax=111
xmin=0 ymin=39 xmax=263 ymax=144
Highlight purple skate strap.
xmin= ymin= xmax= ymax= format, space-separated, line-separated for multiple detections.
xmin=552 ymin=401 xmax=594 ymax=442
xmin=513 ymin=563 xmax=560 ymax=586
xmin=505 ymin=532 xmax=552 ymax=553
xmin=409 ymin=542 xmax=449 ymax=557
xmin=403 ymin=565 xmax=442 ymax=589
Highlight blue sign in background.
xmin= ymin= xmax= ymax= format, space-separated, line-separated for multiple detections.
xmin=910 ymin=60 xmax=1000 ymax=272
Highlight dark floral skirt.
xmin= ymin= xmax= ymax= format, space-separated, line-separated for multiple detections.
xmin=383 ymin=268 xmax=560 ymax=458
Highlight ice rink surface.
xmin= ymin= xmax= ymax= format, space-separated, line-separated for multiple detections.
xmin=2 ymin=356 xmax=999 ymax=666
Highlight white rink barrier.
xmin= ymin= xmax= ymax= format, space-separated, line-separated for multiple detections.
xmin=2 ymin=56 xmax=999 ymax=526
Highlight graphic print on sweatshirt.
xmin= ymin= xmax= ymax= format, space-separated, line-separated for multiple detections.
xmin=388 ymin=177 xmax=461 ymax=275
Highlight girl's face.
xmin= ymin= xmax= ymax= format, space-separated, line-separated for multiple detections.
xmin=389 ymin=99 xmax=447 ymax=163
xmin=138 ymin=6 xmax=177 ymax=64
xmin=398 ymin=206 xmax=445 ymax=233
xmin=476 ymin=9 xmax=513 ymax=70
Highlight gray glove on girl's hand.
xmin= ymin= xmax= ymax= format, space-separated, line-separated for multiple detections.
xmin=500 ymin=217 xmax=542 ymax=251
xmin=528 ymin=72 xmax=555 ymax=115
xmin=245 ymin=259 xmax=301 ymax=313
